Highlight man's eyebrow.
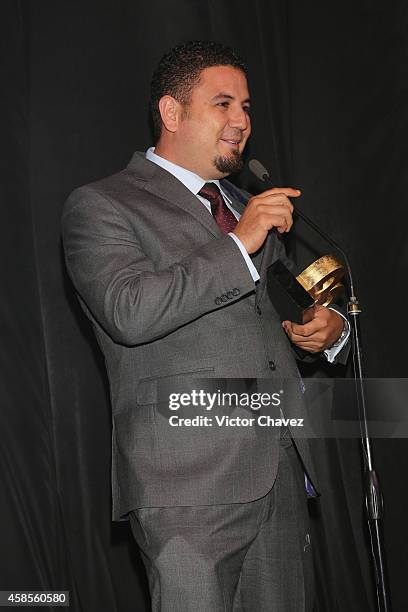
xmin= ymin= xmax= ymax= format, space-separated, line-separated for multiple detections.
xmin=211 ymin=93 xmax=251 ymax=104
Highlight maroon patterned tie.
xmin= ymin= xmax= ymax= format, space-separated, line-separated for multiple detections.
xmin=198 ymin=183 xmax=238 ymax=234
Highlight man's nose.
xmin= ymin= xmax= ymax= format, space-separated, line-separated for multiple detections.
xmin=228 ymin=106 xmax=250 ymax=131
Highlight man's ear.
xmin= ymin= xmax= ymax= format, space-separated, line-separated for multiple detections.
xmin=158 ymin=95 xmax=182 ymax=133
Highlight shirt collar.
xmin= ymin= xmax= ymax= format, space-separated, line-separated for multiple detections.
xmin=146 ymin=147 xmax=230 ymax=202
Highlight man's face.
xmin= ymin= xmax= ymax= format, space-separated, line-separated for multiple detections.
xmin=170 ymin=65 xmax=251 ymax=179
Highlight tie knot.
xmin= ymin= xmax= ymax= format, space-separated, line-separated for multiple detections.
xmin=198 ymin=182 xmax=222 ymax=203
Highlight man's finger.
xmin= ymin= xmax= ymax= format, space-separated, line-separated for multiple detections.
xmin=256 ymin=187 xmax=301 ymax=198
xmin=282 ymin=326 xmax=324 ymax=351
xmin=258 ymin=205 xmax=293 ymax=230
xmin=283 ymin=319 xmax=321 ymax=337
xmin=288 ymin=333 xmax=323 ymax=345
xmin=258 ymin=200 xmax=294 ymax=214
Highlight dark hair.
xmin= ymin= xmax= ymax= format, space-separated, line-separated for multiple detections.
xmin=150 ymin=40 xmax=247 ymax=142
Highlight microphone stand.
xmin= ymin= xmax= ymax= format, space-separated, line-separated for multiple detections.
xmin=251 ymin=163 xmax=392 ymax=611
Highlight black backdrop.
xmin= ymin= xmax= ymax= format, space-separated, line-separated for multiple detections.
xmin=1 ymin=1 xmax=407 ymax=610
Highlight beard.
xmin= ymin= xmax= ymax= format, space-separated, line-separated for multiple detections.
xmin=213 ymin=150 xmax=244 ymax=175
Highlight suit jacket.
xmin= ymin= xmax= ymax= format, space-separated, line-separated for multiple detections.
xmin=62 ymin=151 xmax=319 ymax=520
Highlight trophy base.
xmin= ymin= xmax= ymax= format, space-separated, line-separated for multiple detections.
xmin=267 ymin=260 xmax=316 ymax=324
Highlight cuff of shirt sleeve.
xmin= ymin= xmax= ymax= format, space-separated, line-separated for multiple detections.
xmin=324 ymin=309 xmax=350 ymax=363
xmin=228 ymin=233 xmax=260 ymax=282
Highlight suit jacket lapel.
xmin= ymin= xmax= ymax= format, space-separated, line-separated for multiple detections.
xmin=128 ymin=152 xmax=223 ymax=238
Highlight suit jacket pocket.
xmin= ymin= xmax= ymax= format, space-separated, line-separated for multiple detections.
xmin=136 ymin=366 xmax=215 ymax=406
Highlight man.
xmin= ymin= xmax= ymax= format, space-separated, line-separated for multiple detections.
xmin=62 ymin=41 xmax=349 ymax=611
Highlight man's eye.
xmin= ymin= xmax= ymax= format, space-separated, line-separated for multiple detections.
xmin=217 ymin=102 xmax=229 ymax=108
xmin=243 ymin=106 xmax=251 ymax=114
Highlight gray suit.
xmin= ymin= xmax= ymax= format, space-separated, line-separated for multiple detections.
xmin=62 ymin=151 xmax=318 ymax=610
xmin=62 ymin=151 xmax=316 ymax=518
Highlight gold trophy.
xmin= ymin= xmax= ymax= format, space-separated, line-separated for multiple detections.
xmin=297 ymin=254 xmax=345 ymax=307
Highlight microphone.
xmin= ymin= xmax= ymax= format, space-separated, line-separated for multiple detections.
xmin=248 ymin=158 xmax=357 ymax=300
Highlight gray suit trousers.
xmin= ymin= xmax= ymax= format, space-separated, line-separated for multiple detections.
xmin=129 ymin=435 xmax=314 ymax=612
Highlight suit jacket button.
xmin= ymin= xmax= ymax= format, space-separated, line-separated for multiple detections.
xmin=268 ymin=360 xmax=276 ymax=371
xmin=227 ymin=291 xmax=233 ymax=299
xmin=215 ymin=297 xmax=222 ymax=305
xmin=232 ymin=288 xmax=240 ymax=296
xmin=221 ymin=294 xmax=228 ymax=302
xmin=256 ymin=305 xmax=262 ymax=315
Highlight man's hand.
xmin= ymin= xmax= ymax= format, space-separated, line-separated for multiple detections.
xmin=282 ymin=305 xmax=344 ymax=353
xmin=233 ymin=188 xmax=301 ymax=254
